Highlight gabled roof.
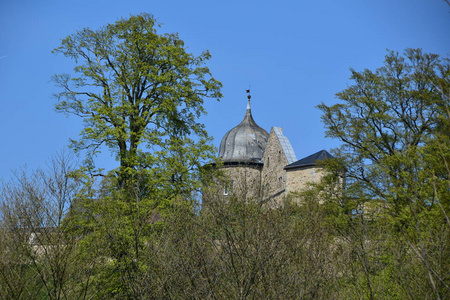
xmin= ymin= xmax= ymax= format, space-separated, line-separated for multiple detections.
xmin=273 ymin=127 xmax=297 ymax=164
xmin=284 ymin=150 xmax=333 ymax=170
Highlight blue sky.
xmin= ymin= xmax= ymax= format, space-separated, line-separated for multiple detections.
xmin=1 ymin=0 xmax=449 ymax=179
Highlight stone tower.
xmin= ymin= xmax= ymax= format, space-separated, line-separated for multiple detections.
xmin=207 ymin=91 xmax=334 ymax=205
xmin=216 ymin=96 xmax=269 ymax=199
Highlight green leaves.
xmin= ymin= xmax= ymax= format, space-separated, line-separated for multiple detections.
xmin=49 ymin=15 xmax=224 ymax=297
xmin=319 ymin=49 xmax=449 ymax=205
xmin=53 ymin=13 xmax=222 ymax=187
xmin=317 ymin=49 xmax=450 ymax=299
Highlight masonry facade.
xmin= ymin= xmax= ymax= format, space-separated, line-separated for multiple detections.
xmin=211 ymin=95 xmax=333 ymax=206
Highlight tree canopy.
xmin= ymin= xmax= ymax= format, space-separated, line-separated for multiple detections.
xmin=318 ymin=48 xmax=450 ymax=299
xmin=53 ymin=13 xmax=222 ymax=188
xmin=318 ymin=48 xmax=449 ymax=210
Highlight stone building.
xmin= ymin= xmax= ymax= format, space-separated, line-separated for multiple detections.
xmin=213 ymin=94 xmax=333 ymax=206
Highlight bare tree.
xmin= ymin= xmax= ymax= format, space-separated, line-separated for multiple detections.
xmin=0 ymin=152 xmax=94 ymax=300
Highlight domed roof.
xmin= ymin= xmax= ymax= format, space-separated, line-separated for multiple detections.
xmin=218 ymin=99 xmax=269 ymax=163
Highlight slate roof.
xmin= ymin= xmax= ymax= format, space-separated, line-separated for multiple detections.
xmin=273 ymin=127 xmax=297 ymax=164
xmin=284 ymin=150 xmax=333 ymax=170
xmin=218 ymin=100 xmax=269 ymax=163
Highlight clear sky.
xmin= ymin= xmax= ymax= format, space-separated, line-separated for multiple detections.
xmin=1 ymin=0 xmax=449 ymax=179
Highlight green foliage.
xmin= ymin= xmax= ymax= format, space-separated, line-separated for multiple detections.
xmin=5 ymin=27 xmax=450 ymax=299
xmin=1 ymin=152 xmax=447 ymax=299
xmin=47 ymin=14 xmax=226 ymax=298
xmin=317 ymin=48 xmax=450 ymax=299
xmin=53 ymin=13 xmax=222 ymax=187
xmin=318 ymin=49 xmax=449 ymax=208
xmin=137 ymin=195 xmax=341 ymax=299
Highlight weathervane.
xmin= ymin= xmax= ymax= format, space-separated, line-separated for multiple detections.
xmin=246 ymin=85 xmax=251 ymax=109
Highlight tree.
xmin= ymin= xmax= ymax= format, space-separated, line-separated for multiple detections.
xmin=137 ymin=191 xmax=341 ymax=299
xmin=0 ymin=152 xmax=93 ymax=300
xmin=53 ymin=13 xmax=222 ymax=188
xmin=319 ymin=49 xmax=448 ymax=209
xmin=318 ymin=49 xmax=450 ymax=299
xmin=52 ymin=15 xmax=222 ymax=297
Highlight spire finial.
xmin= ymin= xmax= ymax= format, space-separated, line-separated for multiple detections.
xmin=246 ymin=85 xmax=251 ymax=110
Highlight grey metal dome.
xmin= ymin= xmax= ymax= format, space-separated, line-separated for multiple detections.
xmin=218 ymin=100 xmax=269 ymax=163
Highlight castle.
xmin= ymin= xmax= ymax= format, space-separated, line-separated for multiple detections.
xmin=211 ymin=93 xmax=333 ymax=205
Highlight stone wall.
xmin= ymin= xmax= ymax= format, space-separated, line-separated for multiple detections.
xmin=285 ymin=166 xmax=324 ymax=194
xmin=261 ymin=128 xmax=289 ymax=205
xmin=219 ymin=164 xmax=263 ymax=200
